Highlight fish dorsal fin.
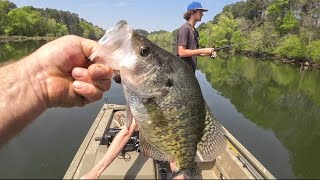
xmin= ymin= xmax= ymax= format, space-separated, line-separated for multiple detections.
xmin=195 ymin=105 xmax=227 ymax=162
xmin=139 ymin=131 xmax=170 ymax=161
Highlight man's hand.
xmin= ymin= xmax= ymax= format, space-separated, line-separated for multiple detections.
xmin=210 ymin=48 xmax=217 ymax=58
xmin=27 ymin=35 xmax=113 ymax=108
xmin=199 ymin=48 xmax=215 ymax=57
xmin=170 ymin=161 xmax=185 ymax=179
xmin=0 ymin=35 xmax=113 ymax=145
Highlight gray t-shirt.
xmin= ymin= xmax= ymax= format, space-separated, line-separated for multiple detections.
xmin=176 ymin=22 xmax=199 ymax=72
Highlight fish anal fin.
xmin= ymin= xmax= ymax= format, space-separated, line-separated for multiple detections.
xmin=139 ymin=132 xmax=169 ymax=162
xmin=196 ymin=106 xmax=227 ymax=162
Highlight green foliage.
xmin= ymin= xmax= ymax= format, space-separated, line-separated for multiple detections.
xmin=213 ymin=12 xmax=238 ymax=45
xmin=79 ymin=21 xmax=104 ymax=40
xmin=200 ymin=12 xmax=245 ymax=52
xmin=4 ymin=6 xmax=46 ymax=36
xmin=198 ymin=22 xmax=215 ymax=47
xmin=275 ymin=34 xmax=307 ymax=59
xmin=80 ymin=21 xmax=95 ymax=39
xmin=0 ymin=0 xmax=16 ymax=34
xmin=210 ymin=0 xmax=320 ymax=62
xmin=279 ymin=11 xmax=299 ymax=34
xmin=93 ymin=25 xmax=105 ymax=40
xmin=308 ymin=40 xmax=320 ymax=62
xmin=46 ymin=18 xmax=68 ymax=37
xmin=267 ymin=0 xmax=290 ymax=18
xmin=2 ymin=0 xmax=318 ymax=63
xmin=134 ymin=29 xmax=149 ymax=37
xmin=246 ymin=22 xmax=279 ymax=52
xmin=148 ymin=31 xmax=174 ymax=53
xmin=0 ymin=1 xmax=104 ymax=39
xmin=38 ymin=8 xmax=84 ymax=36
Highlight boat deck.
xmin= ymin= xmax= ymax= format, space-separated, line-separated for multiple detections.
xmin=63 ymin=104 xmax=275 ymax=179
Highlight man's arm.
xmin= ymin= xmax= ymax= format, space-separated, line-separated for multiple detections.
xmin=81 ymin=118 xmax=138 ymax=179
xmin=0 ymin=57 xmax=47 ymax=145
xmin=178 ymin=45 xmax=213 ymax=57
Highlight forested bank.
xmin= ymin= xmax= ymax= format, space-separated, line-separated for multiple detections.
xmin=148 ymin=0 xmax=320 ymax=68
xmin=1 ymin=0 xmax=320 ymax=67
xmin=0 ymin=0 xmax=104 ymax=40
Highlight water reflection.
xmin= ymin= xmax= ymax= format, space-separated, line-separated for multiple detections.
xmin=0 ymin=40 xmax=47 ymax=63
xmin=1 ymin=40 xmax=320 ymax=179
xmin=197 ymin=55 xmax=320 ymax=179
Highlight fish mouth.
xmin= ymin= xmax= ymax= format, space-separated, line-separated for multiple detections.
xmin=97 ymin=20 xmax=131 ymax=48
xmin=89 ymin=20 xmax=135 ymax=70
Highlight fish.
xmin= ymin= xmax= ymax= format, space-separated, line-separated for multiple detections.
xmin=89 ymin=20 xmax=226 ymax=179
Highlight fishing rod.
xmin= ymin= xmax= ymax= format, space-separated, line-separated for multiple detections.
xmin=214 ymin=42 xmax=247 ymax=51
xmin=210 ymin=42 xmax=248 ymax=58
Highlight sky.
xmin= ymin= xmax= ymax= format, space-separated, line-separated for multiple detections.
xmin=10 ymin=0 xmax=242 ymax=32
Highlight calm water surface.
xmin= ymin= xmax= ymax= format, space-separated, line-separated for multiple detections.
xmin=0 ymin=41 xmax=319 ymax=179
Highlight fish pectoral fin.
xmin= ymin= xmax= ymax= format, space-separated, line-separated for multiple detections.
xmin=134 ymin=87 xmax=169 ymax=99
xmin=122 ymin=76 xmax=169 ymax=99
xmin=139 ymin=132 xmax=169 ymax=161
xmin=195 ymin=106 xmax=227 ymax=162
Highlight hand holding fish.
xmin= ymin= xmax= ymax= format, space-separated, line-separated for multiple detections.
xmin=29 ymin=35 xmax=113 ymax=107
xmin=0 ymin=35 xmax=113 ymax=145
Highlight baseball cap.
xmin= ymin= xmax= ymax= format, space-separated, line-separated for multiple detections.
xmin=187 ymin=1 xmax=208 ymax=12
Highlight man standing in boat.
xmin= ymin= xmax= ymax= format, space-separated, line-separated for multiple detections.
xmin=176 ymin=1 xmax=216 ymax=73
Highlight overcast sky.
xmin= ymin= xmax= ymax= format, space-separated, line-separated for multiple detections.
xmin=10 ymin=0 xmax=242 ymax=32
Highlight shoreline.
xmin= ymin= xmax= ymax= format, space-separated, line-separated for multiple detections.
xmin=241 ymin=51 xmax=320 ymax=70
xmin=0 ymin=36 xmax=57 ymax=42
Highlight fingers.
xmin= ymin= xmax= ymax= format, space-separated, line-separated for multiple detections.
xmin=72 ymin=64 xmax=113 ymax=106
xmin=88 ymin=64 xmax=113 ymax=80
xmin=73 ymin=81 xmax=104 ymax=105
xmin=211 ymin=50 xmax=217 ymax=58
xmin=170 ymin=161 xmax=185 ymax=179
xmin=72 ymin=65 xmax=113 ymax=91
xmin=170 ymin=161 xmax=177 ymax=171
xmin=79 ymin=37 xmax=100 ymax=58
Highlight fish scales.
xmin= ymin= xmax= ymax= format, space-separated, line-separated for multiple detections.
xmin=90 ymin=20 xmax=226 ymax=179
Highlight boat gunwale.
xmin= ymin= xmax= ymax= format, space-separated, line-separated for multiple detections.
xmin=63 ymin=104 xmax=275 ymax=179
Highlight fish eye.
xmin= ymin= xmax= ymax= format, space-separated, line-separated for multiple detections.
xmin=139 ymin=45 xmax=151 ymax=57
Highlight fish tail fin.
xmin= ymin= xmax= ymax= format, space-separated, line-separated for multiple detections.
xmin=171 ymin=165 xmax=202 ymax=180
xmin=196 ymin=105 xmax=227 ymax=162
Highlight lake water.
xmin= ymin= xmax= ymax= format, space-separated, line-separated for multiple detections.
xmin=0 ymin=41 xmax=319 ymax=179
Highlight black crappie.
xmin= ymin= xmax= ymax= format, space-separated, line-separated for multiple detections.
xmin=90 ymin=20 xmax=226 ymax=179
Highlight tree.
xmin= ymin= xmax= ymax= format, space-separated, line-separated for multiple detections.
xmin=204 ymin=12 xmax=245 ymax=50
xmin=246 ymin=22 xmax=279 ymax=53
xmin=134 ymin=29 xmax=149 ymax=37
xmin=38 ymin=8 xmax=83 ymax=35
xmin=148 ymin=31 xmax=174 ymax=52
xmin=80 ymin=20 xmax=95 ymax=39
xmin=280 ymin=11 xmax=299 ymax=34
xmin=46 ymin=18 xmax=68 ymax=37
xmin=0 ymin=0 xmax=16 ymax=35
xmin=5 ymin=6 xmax=46 ymax=36
xmin=308 ymin=40 xmax=320 ymax=62
xmin=275 ymin=34 xmax=307 ymax=59
xmin=93 ymin=25 xmax=105 ymax=40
